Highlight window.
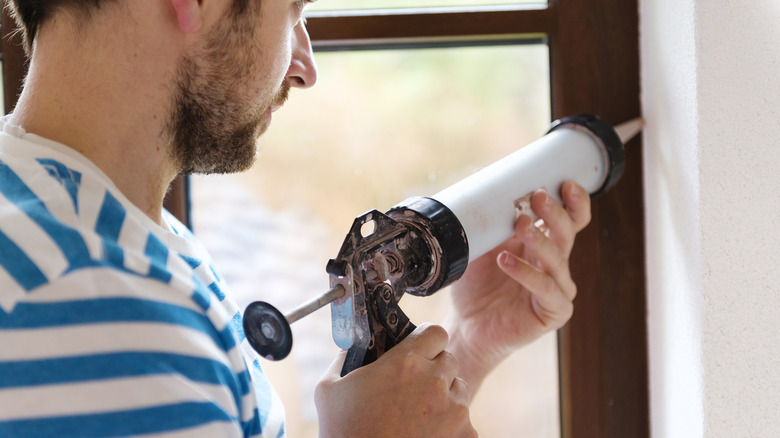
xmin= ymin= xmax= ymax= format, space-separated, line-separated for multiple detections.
xmin=308 ymin=0 xmax=545 ymax=11
xmin=289 ymin=3 xmax=649 ymax=436
xmin=191 ymin=43 xmax=559 ymax=437
xmin=1 ymin=1 xmax=647 ymax=436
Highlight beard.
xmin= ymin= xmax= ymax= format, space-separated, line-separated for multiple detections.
xmin=166 ymin=6 xmax=289 ymax=175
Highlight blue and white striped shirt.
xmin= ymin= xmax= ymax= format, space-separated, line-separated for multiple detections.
xmin=0 ymin=121 xmax=285 ymax=437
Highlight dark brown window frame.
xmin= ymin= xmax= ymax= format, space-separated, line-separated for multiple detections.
xmin=1 ymin=1 xmax=647 ymax=436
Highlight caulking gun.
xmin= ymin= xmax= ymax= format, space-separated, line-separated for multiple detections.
xmin=243 ymin=114 xmax=643 ymax=376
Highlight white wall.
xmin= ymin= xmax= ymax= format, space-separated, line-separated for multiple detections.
xmin=641 ymin=0 xmax=780 ymax=436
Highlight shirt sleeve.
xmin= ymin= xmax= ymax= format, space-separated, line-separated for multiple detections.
xmin=0 ymin=268 xmax=251 ymax=437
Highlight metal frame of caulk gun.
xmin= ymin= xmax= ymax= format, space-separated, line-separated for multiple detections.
xmin=243 ymin=114 xmax=643 ymax=376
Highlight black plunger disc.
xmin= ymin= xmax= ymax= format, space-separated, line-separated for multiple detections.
xmin=243 ymin=301 xmax=293 ymax=361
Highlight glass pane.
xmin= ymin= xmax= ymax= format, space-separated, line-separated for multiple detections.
xmin=308 ymin=0 xmax=546 ymax=11
xmin=191 ymin=44 xmax=558 ymax=438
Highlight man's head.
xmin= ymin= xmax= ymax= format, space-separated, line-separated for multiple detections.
xmin=165 ymin=0 xmax=317 ymax=175
xmin=167 ymin=0 xmax=291 ymax=175
xmin=8 ymin=0 xmax=317 ymax=175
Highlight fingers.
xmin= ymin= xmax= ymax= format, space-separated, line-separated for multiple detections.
xmin=396 ymin=323 xmax=450 ymax=361
xmin=315 ymin=325 xmax=475 ymax=437
xmin=511 ymin=214 xmax=577 ymax=301
xmin=529 ymin=182 xmax=589 ymax=252
xmin=397 ymin=326 xmax=472 ymax=437
xmin=390 ymin=324 xmax=462 ymax=393
xmin=561 ymin=180 xmax=592 ymax=231
xmin=498 ymin=250 xmax=575 ymax=325
xmin=443 ymin=376 xmax=475 ymax=438
xmin=450 ymin=376 xmax=472 ymax=407
xmin=499 ymin=181 xmax=590 ymax=310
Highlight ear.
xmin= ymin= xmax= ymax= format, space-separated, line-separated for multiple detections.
xmin=170 ymin=0 xmax=203 ymax=34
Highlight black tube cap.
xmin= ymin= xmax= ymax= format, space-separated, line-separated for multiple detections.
xmin=548 ymin=114 xmax=626 ymax=198
xmin=387 ymin=196 xmax=469 ymax=295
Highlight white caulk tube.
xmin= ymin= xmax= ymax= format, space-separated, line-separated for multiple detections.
xmin=386 ymin=115 xmax=632 ymax=297
xmin=433 ymin=114 xmax=625 ymax=262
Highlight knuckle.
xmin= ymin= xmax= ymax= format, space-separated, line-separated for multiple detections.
xmin=581 ymin=211 xmax=592 ymax=228
xmin=399 ymin=351 xmax=423 ymax=376
xmin=442 ymin=350 xmax=459 ymax=372
xmin=432 ymin=351 xmax=460 ymax=383
xmin=559 ymin=302 xmax=574 ymax=325
xmin=433 ymin=374 xmax=451 ymax=396
xmin=453 ymin=404 xmax=477 ymax=438
xmin=567 ymin=282 xmax=578 ymax=300
xmin=579 ymin=202 xmax=593 ymax=226
xmin=420 ymin=323 xmax=449 ymax=343
xmin=452 ymin=376 xmax=470 ymax=400
xmin=454 ymin=402 xmax=470 ymax=421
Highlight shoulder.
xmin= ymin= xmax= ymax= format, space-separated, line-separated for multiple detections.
xmin=0 ymin=267 xmax=262 ymax=437
xmin=0 ymin=146 xmax=267 ymax=436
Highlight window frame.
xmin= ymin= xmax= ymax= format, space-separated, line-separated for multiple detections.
xmin=301 ymin=4 xmax=648 ymax=437
xmin=0 ymin=1 xmax=647 ymax=436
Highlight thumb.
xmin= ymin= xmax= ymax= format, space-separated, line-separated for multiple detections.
xmin=322 ymin=349 xmax=348 ymax=382
xmin=315 ymin=350 xmax=349 ymax=412
xmin=393 ymin=323 xmax=449 ymax=361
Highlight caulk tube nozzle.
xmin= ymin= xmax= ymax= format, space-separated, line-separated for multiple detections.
xmin=430 ymin=114 xmax=625 ymax=263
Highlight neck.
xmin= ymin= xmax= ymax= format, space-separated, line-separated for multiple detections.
xmin=9 ymin=8 xmax=183 ymax=226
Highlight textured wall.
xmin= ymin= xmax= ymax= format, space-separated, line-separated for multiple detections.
xmin=641 ymin=0 xmax=780 ymax=436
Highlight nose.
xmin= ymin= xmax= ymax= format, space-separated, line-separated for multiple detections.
xmin=286 ymin=21 xmax=318 ymax=89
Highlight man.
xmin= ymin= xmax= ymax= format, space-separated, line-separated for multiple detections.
xmin=0 ymin=0 xmax=591 ymax=436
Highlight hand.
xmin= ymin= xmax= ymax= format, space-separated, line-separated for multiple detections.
xmin=446 ymin=181 xmax=591 ymax=391
xmin=315 ymin=324 xmax=478 ymax=438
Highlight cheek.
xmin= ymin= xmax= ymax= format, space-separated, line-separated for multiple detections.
xmin=255 ymin=21 xmax=293 ymax=81
xmin=269 ymin=37 xmax=293 ymax=85
xmin=273 ymin=47 xmax=293 ymax=85
xmin=250 ymin=23 xmax=295 ymax=97
xmin=248 ymin=46 xmax=290 ymax=108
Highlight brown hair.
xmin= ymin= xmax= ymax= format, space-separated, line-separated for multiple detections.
xmin=5 ymin=0 xmax=252 ymax=56
xmin=5 ymin=1 xmax=120 ymax=56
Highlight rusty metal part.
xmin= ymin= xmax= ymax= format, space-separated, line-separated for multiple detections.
xmin=326 ymin=197 xmax=468 ymax=376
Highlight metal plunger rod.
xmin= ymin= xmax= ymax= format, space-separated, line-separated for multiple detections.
xmin=285 ymin=284 xmax=346 ymax=324
xmin=280 ymin=118 xmax=643 ymax=327
xmin=243 ymin=284 xmax=348 ymax=361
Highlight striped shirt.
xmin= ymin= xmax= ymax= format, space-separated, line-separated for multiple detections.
xmin=0 ymin=121 xmax=286 ymax=437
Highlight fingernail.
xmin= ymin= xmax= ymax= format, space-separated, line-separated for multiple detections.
xmin=569 ymin=182 xmax=580 ymax=196
xmin=535 ymin=189 xmax=549 ymax=204
xmin=544 ymin=192 xmax=553 ymax=206
xmin=500 ymin=252 xmax=517 ymax=267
